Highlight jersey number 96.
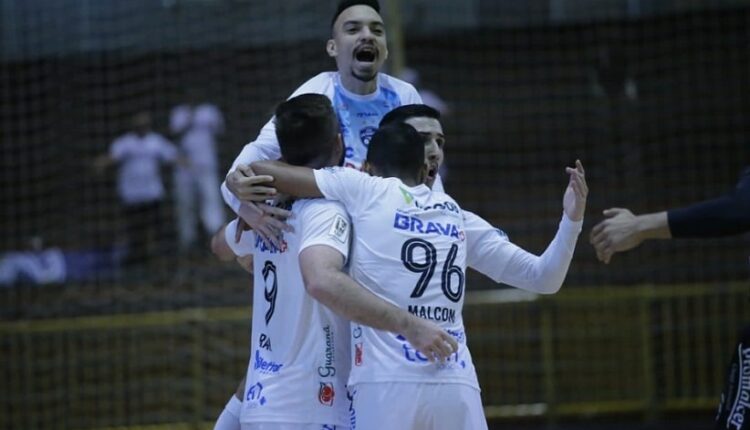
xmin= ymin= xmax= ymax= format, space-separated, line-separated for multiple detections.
xmin=401 ymin=238 xmax=464 ymax=303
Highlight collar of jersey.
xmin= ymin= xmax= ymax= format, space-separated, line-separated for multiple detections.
xmin=334 ymin=73 xmax=382 ymax=101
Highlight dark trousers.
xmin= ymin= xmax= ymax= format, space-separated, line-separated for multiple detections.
xmin=123 ymin=200 xmax=164 ymax=266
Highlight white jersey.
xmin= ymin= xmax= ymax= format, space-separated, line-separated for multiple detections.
xmin=225 ymin=200 xmax=353 ymax=427
xmin=109 ymin=132 xmax=177 ymax=205
xmin=221 ymin=71 xmax=428 ymax=213
xmin=313 ymin=167 xmax=478 ymax=390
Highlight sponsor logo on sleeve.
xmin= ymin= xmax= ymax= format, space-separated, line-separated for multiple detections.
xmin=318 ymin=382 xmax=335 ymax=406
xmin=328 ymin=214 xmax=349 ymax=244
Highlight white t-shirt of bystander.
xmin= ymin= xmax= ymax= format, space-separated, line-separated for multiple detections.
xmin=109 ymin=132 xmax=177 ymax=205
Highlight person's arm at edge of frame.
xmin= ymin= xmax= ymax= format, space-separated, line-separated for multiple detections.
xmin=590 ymin=168 xmax=750 ymax=263
xmin=299 ymin=245 xmax=458 ymax=362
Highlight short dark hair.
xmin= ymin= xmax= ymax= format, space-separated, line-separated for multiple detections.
xmin=366 ymin=123 xmax=425 ymax=180
xmin=379 ymin=104 xmax=441 ymax=128
xmin=331 ymin=0 xmax=380 ymax=28
xmin=274 ymin=94 xmax=339 ymax=167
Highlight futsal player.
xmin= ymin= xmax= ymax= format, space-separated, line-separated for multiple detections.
xmin=221 ymin=0 xmax=434 ymax=247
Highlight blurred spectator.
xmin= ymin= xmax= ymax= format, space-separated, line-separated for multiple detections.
xmin=170 ymin=103 xmax=226 ymax=254
xmin=94 ymin=111 xmax=179 ymax=266
xmin=0 ymin=237 xmax=124 ymax=286
xmin=398 ymin=67 xmax=450 ymax=116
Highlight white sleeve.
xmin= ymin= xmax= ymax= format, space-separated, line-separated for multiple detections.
xmin=466 ymin=211 xmax=582 ymax=294
xmin=223 ymin=218 xmax=255 ymax=257
xmin=403 ymin=84 xmax=423 ymax=104
xmin=298 ymin=201 xmax=351 ymax=264
xmin=221 ymin=73 xmax=334 ymax=213
xmin=313 ymin=167 xmax=376 ymax=217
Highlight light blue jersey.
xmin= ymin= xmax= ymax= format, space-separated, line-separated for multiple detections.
xmin=332 ymin=77 xmax=404 ymax=170
xmin=222 ymin=71 xmax=424 ymax=213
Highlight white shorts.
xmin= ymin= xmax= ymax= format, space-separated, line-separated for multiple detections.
xmin=349 ymin=382 xmax=487 ymax=430
xmin=241 ymin=424 xmax=347 ymax=430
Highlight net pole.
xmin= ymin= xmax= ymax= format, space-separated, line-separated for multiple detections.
xmin=384 ymin=0 xmax=405 ymax=77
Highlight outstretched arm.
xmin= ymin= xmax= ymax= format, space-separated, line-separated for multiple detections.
xmin=589 ymin=209 xmax=669 ymax=264
xmin=250 ymin=160 xmax=324 ymax=199
xmin=300 ymin=245 xmax=458 ymax=362
xmin=590 ymin=167 xmax=750 ymax=263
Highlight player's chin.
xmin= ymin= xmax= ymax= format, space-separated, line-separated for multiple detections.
xmin=352 ymin=67 xmax=378 ymax=82
xmin=425 ymin=176 xmax=436 ymax=189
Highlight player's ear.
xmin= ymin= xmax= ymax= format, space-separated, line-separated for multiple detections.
xmin=363 ymin=161 xmax=374 ymax=175
xmin=326 ymin=39 xmax=337 ymax=58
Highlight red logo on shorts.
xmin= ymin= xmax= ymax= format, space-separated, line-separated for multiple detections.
xmin=318 ymin=382 xmax=335 ymax=406
xmin=354 ymin=342 xmax=363 ymax=366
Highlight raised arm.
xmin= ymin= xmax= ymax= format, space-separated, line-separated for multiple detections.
xmin=465 ymin=160 xmax=587 ymax=294
xmin=299 ymin=245 xmax=457 ymax=362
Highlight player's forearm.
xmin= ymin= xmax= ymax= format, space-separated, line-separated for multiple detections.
xmin=223 ymin=139 xmax=281 ymax=212
xmin=500 ymin=213 xmax=583 ymax=294
xmin=307 ymin=269 xmax=412 ymax=335
xmin=250 ymin=160 xmax=323 ymax=199
xmin=634 ymin=211 xmax=671 ymax=240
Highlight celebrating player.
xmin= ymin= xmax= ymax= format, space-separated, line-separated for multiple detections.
xmin=221 ymin=0 xmax=433 ymax=246
xmin=213 ymin=94 xmax=456 ymax=430
xmin=250 ymin=117 xmax=588 ymax=429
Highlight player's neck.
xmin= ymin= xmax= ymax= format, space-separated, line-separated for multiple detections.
xmin=339 ymin=73 xmax=378 ymax=95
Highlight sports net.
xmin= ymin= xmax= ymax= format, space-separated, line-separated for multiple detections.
xmin=1 ymin=0 xmax=749 ymax=428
